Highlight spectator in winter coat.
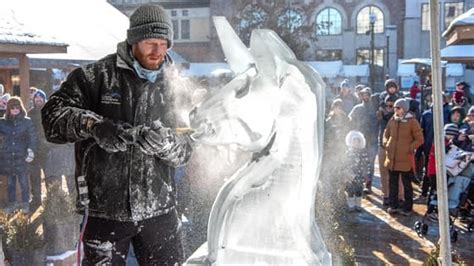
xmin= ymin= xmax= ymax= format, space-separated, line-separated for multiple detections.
xmin=460 ymin=106 xmax=474 ymax=134
xmin=456 ymin=81 xmax=472 ymax=104
xmin=0 ymin=97 xmax=36 ymax=213
xmin=448 ymin=106 xmax=466 ymax=127
xmin=377 ymin=95 xmax=403 ymax=205
xmin=0 ymin=93 xmax=10 ymax=117
xmin=383 ymin=98 xmax=424 ymax=215
xmin=324 ymin=99 xmax=351 ymax=166
xmin=336 ymin=79 xmax=358 ymax=114
xmin=349 ymin=87 xmax=378 ymax=193
xmin=379 ymin=79 xmax=403 ymax=107
xmin=344 ymin=131 xmax=370 ymax=212
xmin=454 ymin=128 xmax=473 ymax=152
xmin=409 ymin=81 xmax=420 ymax=99
xmin=27 ymin=89 xmax=48 ymax=209
xmin=41 ymin=4 xmax=193 ymax=264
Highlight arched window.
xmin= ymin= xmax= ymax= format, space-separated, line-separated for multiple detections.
xmin=238 ymin=4 xmax=268 ymax=43
xmin=316 ymin=8 xmax=342 ymax=35
xmin=356 ymin=6 xmax=384 ymax=34
xmin=239 ymin=5 xmax=268 ymax=30
xmin=278 ymin=9 xmax=303 ymax=32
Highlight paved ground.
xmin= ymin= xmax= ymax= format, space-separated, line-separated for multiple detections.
xmin=347 ymin=164 xmax=474 ymax=264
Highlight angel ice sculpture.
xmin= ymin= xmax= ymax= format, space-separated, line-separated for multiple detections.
xmin=187 ymin=17 xmax=331 ymax=265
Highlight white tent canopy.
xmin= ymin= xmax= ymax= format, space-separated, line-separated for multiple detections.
xmin=342 ymin=65 xmax=369 ymax=77
xmin=398 ymin=58 xmax=463 ymax=77
xmin=306 ymin=61 xmax=343 ymax=78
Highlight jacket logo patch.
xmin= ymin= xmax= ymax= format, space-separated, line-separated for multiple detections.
xmin=101 ymin=92 xmax=121 ymax=105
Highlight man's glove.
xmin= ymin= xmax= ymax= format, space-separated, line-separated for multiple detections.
xmin=25 ymin=148 xmax=34 ymax=163
xmin=89 ymin=119 xmax=135 ymax=153
xmin=135 ymin=121 xmax=174 ymax=156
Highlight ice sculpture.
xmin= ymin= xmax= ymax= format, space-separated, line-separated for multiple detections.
xmin=187 ymin=17 xmax=331 ymax=265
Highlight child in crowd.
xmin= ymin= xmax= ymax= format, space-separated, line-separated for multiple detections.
xmin=425 ymin=123 xmax=458 ymax=220
xmin=344 ymin=130 xmax=370 ymax=212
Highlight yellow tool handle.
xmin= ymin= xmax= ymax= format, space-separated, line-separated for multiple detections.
xmin=176 ymin=127 xmax=194 ymax=134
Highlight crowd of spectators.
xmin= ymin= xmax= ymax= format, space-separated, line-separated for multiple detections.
xmin=0 ymin=85 xmax=74 ymax=213
xmin=326 ymin=78 xmax=474 ymax=219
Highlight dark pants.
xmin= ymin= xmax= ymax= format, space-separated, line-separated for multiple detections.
xmin=427 ymin=175 xmax=437 ymax=213
xmin=7 ymin=173 xmax=30 ymax=204
xmin=82 ymin=210 xmax=183 ymax=265
xmin=420 ymin=144 xmax=432 ymax=196
xmin=346 ymin=175 xmax=364 ymax=197
xmin=388 ymin=170 xmax=413 ymax=211
xmin=28 ymin=153 xmax=47 ymax=205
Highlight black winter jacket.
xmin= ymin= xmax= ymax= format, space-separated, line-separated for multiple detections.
xmin=0 ymin=116 xmax=36 ymax=176
xmin=41 ymin=42 xmax=192 ymax=221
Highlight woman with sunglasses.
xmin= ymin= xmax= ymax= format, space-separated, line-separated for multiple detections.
xmin=383 ymin=98 xmax=424 ymax=216
xmin=0 ymin=96 xmax=36 ymax=213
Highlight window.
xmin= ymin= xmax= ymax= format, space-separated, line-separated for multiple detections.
xmin=277 ymin=9 xmax=303 ymax=32
xmin=356 ymin=6 xmax=384 ymax=34
xmin=239 ymin=5 xmax=268 ymax=29
xmin=181 ymin=20 xmax=190 ymax=40
xmin=421 ymin=4 xmax=430 ymax=31
xmin=171 ymin=10 xmax=177 ymax=17
xmin=182 ymin=10 xmax=189 ymax=16
xmin=445 ymin=2 xmax=463 ymax=29
xmin=316 ymin=50 xmax=342 ymax=61
xmin=316 ymin=8 xmax=342 ymax=36
xmin=356 ymin=48 xmax=384 ymax=67
xmin=172 ymin=20 xmax=179 ymax=40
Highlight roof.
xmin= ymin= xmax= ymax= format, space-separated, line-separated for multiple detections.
xmin=0 ymin=8 xmax=66 ymax=48
xmin=443 ymin=8 xmax=474 ymax=37
xmin=1 ymin=0 xmax=187 ymax=65
xmin=306 ymin=61 xmax=343 ymax=78
xmin=441 ymin=44 xmax=474 ymax=63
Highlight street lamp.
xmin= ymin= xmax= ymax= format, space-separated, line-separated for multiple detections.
xmin=369 ymin=12 xmax=376 ymax=90
xmin=385 ymin=31 xmax=390 ymax=79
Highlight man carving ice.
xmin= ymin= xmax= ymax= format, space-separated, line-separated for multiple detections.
xmin=41 ymin=4 xmax=192 ymax=264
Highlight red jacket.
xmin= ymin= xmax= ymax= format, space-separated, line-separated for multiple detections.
xmin=427 ymin=139 xmax=451 ymax=176
xmin=409 ymin=85 xmax=421 ymax=99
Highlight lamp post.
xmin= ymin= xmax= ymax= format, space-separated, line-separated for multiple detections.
xmin=385 ymin=31 xmax=390 ymax=79
xmin=369 ymin=12 xmax=376 ymax=89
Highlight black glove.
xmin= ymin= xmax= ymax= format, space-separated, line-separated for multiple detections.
xmin=135 ymin=123 xmax=173 ymax=156
xmin=90 ymin=119 xmax=134 ymax=153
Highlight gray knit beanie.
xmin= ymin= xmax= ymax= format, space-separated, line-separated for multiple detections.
xmin=127 ymin=4 xmax=173 ymax=47
xmin=394 ymin=98 xmax=409 ymax=112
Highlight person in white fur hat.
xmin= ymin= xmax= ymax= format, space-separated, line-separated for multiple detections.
xmin=344 ymin=130 xmax=370 ymax=211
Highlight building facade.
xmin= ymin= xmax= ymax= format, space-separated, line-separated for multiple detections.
xmin=108 ymin=0 xmax=212 ymax=62
xmin=403 ymin=0 xmax=474 ymax=88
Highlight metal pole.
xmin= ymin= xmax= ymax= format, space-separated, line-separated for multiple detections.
xmin=386 ymin=32 xmax=390 ymax=78
xmin=429 ymin=0 xmax=452 ymax=265
xmin=370 ymin=21 xmax=375 ymax=89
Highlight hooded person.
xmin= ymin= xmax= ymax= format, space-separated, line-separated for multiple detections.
xmin=448 ymin=105 xmax=466 ymax=127
xmin=0 ymin=97 xmax=36 ymax=213
xmin=41 ymin=4 xmax=193 ymax=264
xmin=27 ymin=88 xmax=49 ymax=208
xmin=383 ymin=98 xmax=424 ymax=215
xmin=336 ymin=79 xmax=358 ymax=114
xmin=379 ymin=79 xmax=402 ymax=107
xmin=343 ymin=130 xmax=370 ymax=212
